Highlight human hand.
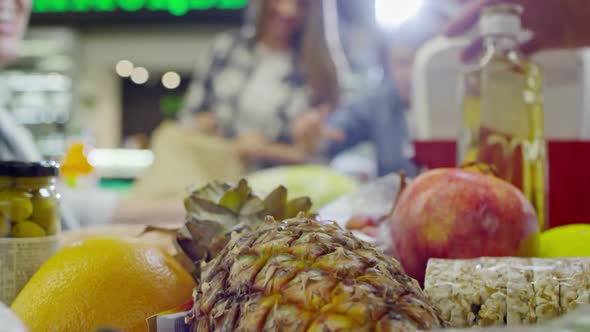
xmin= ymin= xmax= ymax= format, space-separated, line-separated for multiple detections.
xmin=233 ymin=131 xmax=268 ymax=162
xmin=194 ymin=112 xmax=219 ymax=134
xmin=446 ymin=0 xmax=590 ymax=61
xmin=292 ymin=105 xmax=344 ymax=156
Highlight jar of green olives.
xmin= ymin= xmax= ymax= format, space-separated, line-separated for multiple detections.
xmin=0 ymin=161 xmax=61 ymax=304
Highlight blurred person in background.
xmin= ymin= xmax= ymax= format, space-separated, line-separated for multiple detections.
xmin=292 ymin=13 xmax=446 ymax=178
xmin=0 ymin=0 xmax=191 ymax=227
xmin=179 ymin=0 xmax=338 ymax=168
xmin=0 ymin=0 xmax=84 ymax=229
xmin=293 ymin=0 xmax=590 ymax=178
xmin=0 ymin=0 xmax=38 ymax=161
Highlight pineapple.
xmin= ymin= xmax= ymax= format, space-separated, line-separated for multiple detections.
xmin=177 ymin=179 xmax=312 ymax=278
xmin=186 ymin=215 xmax=444 ymax=331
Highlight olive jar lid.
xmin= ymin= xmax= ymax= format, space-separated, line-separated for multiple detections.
xmin=0 ymin=161 xmax=60 ymax=177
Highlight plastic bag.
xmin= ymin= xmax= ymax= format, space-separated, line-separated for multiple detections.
xmin=130 ymin=121 xmax=245 ymax=201
xmin=434 ymin=305 xmax=590 ymax=331
xmin=318 ymin=172 xmax=403 ymax=249
xmin=425 ymin=257 xmax=590 ymax=329
xmin=0 ymin=302 xmax=28 ymax=332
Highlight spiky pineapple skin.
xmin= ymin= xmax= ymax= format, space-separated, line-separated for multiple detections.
xmin=191 ymin=217 xmax=443 ymax=331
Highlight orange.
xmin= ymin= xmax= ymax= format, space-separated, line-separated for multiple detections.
xmin=11 ymin=237 xmax=196 ymax=332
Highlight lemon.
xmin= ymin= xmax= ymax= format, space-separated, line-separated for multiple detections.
xmin=11 ymin=237 xmax=195 ymax=332
xmin=11 ymin=221 xmax=46 ymax=238
xmin=539 ymin=224 xmax=590 ymax=258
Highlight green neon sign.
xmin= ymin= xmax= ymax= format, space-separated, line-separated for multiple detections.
xmin=33 ymin=0 xmax=248 ymax=16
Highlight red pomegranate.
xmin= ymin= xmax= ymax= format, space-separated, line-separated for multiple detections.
xmin=390 ymin=168 xmax=540 ymax=284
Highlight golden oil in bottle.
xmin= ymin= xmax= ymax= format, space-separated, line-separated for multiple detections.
xmin=458 ymin=4 xmax=547 ymax=229
xmin=458 ymin=68 xmax=482 ymax=165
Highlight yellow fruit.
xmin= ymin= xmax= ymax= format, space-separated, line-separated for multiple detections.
xmin=11 ymin=237 xmax=196 ymax=332
xmin=11 ymin=221 xmax=46 ymax=238
xmin=60 ymin=224 xmax=179 ymax=254
xmin=30 ymin=196 xmax=58 ymax=233
xmin=539 ymin=224 xmax=590 ymax=257
xmin=0 ymin=190 xmax=33 ymax=222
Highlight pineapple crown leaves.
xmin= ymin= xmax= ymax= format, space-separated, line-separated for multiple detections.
xmin=177 ymin=179 xmax=313 ymax=279
xmin=183 ymin=179 xmax=313 ymax=227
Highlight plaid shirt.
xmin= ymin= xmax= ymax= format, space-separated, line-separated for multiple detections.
xmin=179 ymin=28 xmax=309 ymax=143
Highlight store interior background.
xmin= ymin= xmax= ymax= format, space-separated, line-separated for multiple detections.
xmin=2 ymin=0 xmax=588 ymax=181
xmin=6 ymin=9 xmax=242 ymax=155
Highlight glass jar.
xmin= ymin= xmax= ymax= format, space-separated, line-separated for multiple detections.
xmin=0 ymin=161 xmax=60 ymax=304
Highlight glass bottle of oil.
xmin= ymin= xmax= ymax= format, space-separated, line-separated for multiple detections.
xmin=458 ymin=4 xmax=547 ymax=229
xmin=458 ymin=68 xmax=482 ymax=165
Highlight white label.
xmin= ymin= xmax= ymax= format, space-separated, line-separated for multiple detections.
xmin=0 ymin=236 xmax=58 ymax=305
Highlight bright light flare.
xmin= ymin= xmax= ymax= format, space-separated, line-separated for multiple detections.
xmin=161 ymin=71 xmax=181 ymax=89
xmin=88 ymin=149 xmax=155 ymax=169
xmin=375 ymin=0 xmax=425 ymax=30
xmin=115 ymin=60 xmax=134 ymax=78
xmin=131 ymin=67 xmax=149 ymax=84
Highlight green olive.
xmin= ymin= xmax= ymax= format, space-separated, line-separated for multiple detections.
xmin=15 ymin=177 xmax=53 ymax=190
xmin=31 ymin=196 xmax=58 ymax=231
xmin=0 ymin=190 xmax=33 ymax=222
xmin=11 ymin=221 xmax=46 ymax=238
xmin=0 ymin=214 xmax=9 ymax=237
xmin=45 ymin=221 xmax=60 ymax=236
xmin=0 ymin=176 xmax=12 ymax=190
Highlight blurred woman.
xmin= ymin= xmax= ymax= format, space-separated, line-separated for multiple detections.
xmin=179 ymin=0 xmax=338 ymax=167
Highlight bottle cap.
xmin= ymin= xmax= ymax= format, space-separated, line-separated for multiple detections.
xmin=480 ymin=3 xmax=523 ymax=37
